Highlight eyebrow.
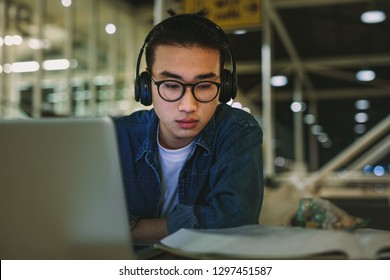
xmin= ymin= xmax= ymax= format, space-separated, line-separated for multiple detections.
xmin=159 ymin=71 xmax=218 ymax=81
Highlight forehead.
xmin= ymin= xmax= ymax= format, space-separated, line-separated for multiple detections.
xmin=152 ymin=45 xmax=221 ymax=78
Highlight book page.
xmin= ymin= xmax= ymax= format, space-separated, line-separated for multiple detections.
xmin=159 ymin=225 xmax=367 ymax=259
xmin=355 ymin=228 xmax=390 ymax=259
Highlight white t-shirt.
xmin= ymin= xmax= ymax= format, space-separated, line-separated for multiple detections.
xmin=157 ymin=139 xmax=194 ymax=217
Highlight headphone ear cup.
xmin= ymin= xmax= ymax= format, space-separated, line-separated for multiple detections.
xmin=134 ymin=74 xmax=141 ymax=102
xmin=136 ymin=71 xmax=152 ymax=106
xmin=219 ymin=69 xmax=237 ymax=103
xmin=230 ymin=70 xmax=237 ymax=100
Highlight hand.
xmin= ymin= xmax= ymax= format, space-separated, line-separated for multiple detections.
xmin=132 ymin=218 xmax=169 ymax=240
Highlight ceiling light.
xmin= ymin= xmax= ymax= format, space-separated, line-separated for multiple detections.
xmin=360 ymin=10 xmax=386 ymax=24
xmin=1 ymin=34 xmax=22 ymax=46
xmin=311 ymin=125 xmax=323 ymax=135
xmin=61 ymin=0 xmax=72 ymax=7
xmin=11 ymin=61 xmax=40 ymax=73
xmin=354 ymin=99 xmax=371 ymax=110
xmin=356 ymin=70 xmax=376 ymax=81
xmin=354 ymin=124 xmax=366 ymax=134
xmin=271 ymin=75 xmax=288 ymax=87
xmin=290 ymin=102 xmax=302 ymax=112
xmin=234 ymin=30 xmax=247 ymax=35
xmin=12 ymin=35 xmax=23 ymax=45
xmin=354 ymin=112 xmax=369 ymax=123
xmin=105 ymin=23 xmax=116 ymax=35
xmin=317 ymin=132 xmax=329 ymax=143
xmin=303 ymin=114 xmax=316 ymax=124
xmin=4 ymin=35 xmax=15 ymax=46
xmin=321 ymin=139 xmax=332 ymax=148
xmin=290 ymin=101 xmax=306 ymax=113
xmin=43 ymin=59 xmax=70 ymax=71
xmin=275 ymin=156 xmax=287 ymax=167
xmin=373 ymin=166 xmax=385 ymax=176
xmin=363 ymin=165 xmax=373 ymax=174
xmin=28 ymin=38 xmax=50 ymax=50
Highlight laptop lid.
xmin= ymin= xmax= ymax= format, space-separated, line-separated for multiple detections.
xmin=0 ymin=117 xmax=136 ymax=260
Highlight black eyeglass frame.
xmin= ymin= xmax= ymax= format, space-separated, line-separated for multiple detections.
xmin=151 ymin=77 xmax=222 ymax=103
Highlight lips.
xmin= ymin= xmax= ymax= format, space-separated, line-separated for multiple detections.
xmin=176 ymin=118 xmax=198 ymax=129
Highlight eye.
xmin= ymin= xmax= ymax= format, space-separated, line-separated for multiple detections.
xmin=196 ymin=82 xmax=213 ymax=90
xmin=162 ymin=81 xmax=181 ymax=90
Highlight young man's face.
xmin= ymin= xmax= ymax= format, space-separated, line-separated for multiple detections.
xmin=151 ymin=45 xmax=221 ymax=149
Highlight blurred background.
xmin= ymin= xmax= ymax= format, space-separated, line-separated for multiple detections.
xmin=1 ymin=0 xmax=389 ymax=229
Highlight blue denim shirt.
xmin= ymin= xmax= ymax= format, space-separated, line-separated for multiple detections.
xmin=115 ymin=104 xmax=263 ymax=233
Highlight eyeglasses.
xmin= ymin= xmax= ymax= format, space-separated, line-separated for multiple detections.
xmin=151 ymin=77 xmax=221 ymax=103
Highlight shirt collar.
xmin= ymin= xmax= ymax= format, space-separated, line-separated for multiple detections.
xmin=137 ymin=105 xmax=221 ymax=160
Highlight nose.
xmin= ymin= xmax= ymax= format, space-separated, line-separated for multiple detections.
xmin=178 ymin=86 xmax=197 ymax=112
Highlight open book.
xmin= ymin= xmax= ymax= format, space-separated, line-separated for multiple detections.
xmin=156 ymin=225 xmax=390 ymax=259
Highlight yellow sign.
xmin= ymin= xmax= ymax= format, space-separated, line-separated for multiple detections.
xmin=184 ymin=0 xmax=262 ymax=29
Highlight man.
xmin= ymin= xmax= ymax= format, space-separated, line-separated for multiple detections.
xmin=115 ymin=12 xmax=263 ymax=240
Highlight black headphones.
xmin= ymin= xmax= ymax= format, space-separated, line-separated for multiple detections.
xmin=134 ymin=14 xmax=237 ymax=106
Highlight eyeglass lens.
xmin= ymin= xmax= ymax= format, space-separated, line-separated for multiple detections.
xmin=158 ymin=81 xmax=219 ymax=102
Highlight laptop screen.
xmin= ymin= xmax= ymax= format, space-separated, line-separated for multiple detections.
xmin=0 ymin=117 xmax=136 ymax=260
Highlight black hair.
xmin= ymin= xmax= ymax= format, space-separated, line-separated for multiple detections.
xmin=144 ymin=11 xmax=229 ymax=73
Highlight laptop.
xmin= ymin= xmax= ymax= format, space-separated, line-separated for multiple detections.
xmin=0 ymin=116 xmax=153 ymax=260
